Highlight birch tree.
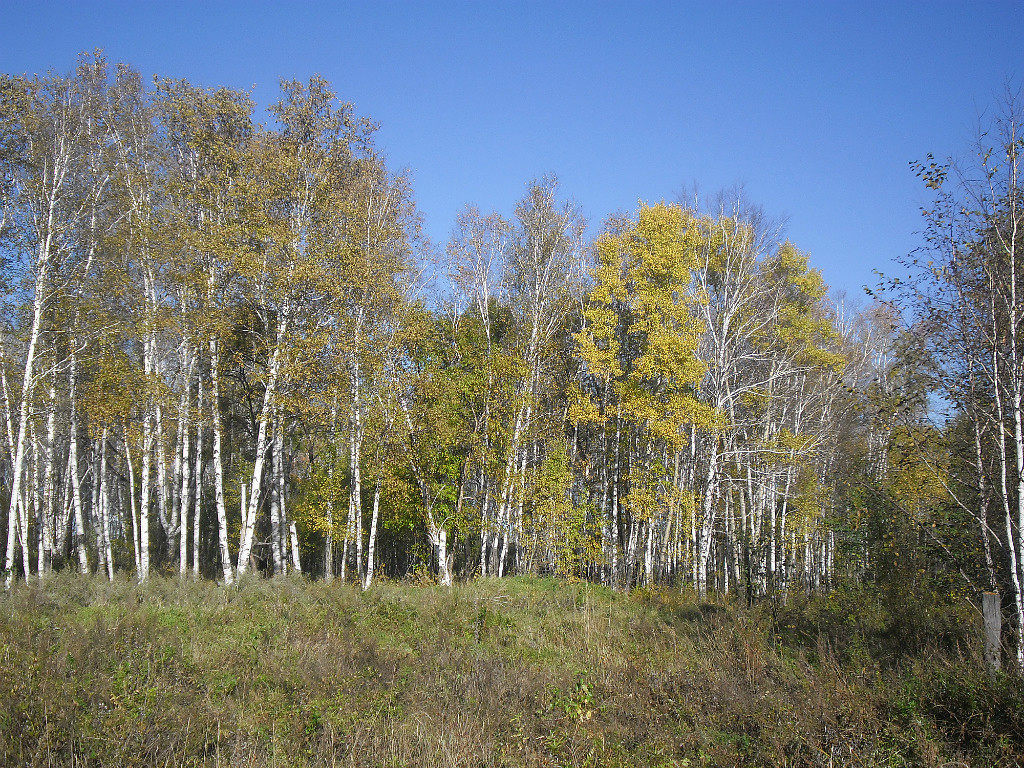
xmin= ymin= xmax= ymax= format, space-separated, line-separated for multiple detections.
xmin=902 ymin=88 xmax=1024 ymax=670
xmin=156 ymin=78 xmax=255 ymax=583
xmin=575 ymin=203 xmax=716 ymax=588
xmin=3 ymin=55 xmax=111 ymax=586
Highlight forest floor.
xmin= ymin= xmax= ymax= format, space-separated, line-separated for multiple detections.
xmin=0 ymin=572 xmax=1021 ymax=767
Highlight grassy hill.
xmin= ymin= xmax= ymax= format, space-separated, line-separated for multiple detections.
xmin=0 ymin=574 xmax=1021 ymax=767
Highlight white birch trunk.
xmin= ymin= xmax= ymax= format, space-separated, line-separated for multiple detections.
xmin=178 ymin=392 xmax=192 ymax=577
xmin=155 ymin=401 xmax=170 ymax=537
xmin=398 ymin=395 xmax=452 ymax=586
xmin=240 ymin=483 xmax=248 ymax=573
xmin=124 ymin=430 xmax=141 ymax=575
xmin=98 ymin=429 xmax=113 ymax=580
xmin=363 ymin=476 xmax=382 ymax=590
xmin=90 ymin=437 xmax=105 ymax=576
xmin=276 ymin=409 xmax=290 ymax=574
xmin=349 ymin=329 xmax=364 ymax=581
xmin=492 ymin=401 xmax=527 ymax=575
xmin=193 ymin=376 xmax=203 ymax=577
xmin=237 ymin=312 xmax=289 ymax=576
xmin=696 ymin=435 xmax=721 ymax=599
xmin=270 ymin=410 xmax=285 ymax=576
xmin=498 ymin=426 xmax=530 ymax=578
xmin=68 ymin=347 xmax=89 ymax=575
xmin=3 ymin=253 xmax=48 ymax=587
xmin=56 ymin=441 xmax=72 ymax=559
xmin=289 ymin=521 xmax=302 ymax=574
xmin=38 ymin=375 xmax=58 ymax=577
xmin=139 ymin=336 xmax=155 ymax=582
xmin=210 ymin=338 xmax=233 ymax=584
xmin=27 ymin=423 xmax=40 ymax=580
xmin=171 ymin=384 xmax=184 ymax=564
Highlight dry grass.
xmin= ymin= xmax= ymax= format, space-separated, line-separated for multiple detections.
xmin=0 ymin=573 xmax=1020 ymax=767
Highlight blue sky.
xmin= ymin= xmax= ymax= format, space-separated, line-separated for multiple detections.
xmin=1 ymin=1 xmax=1020 ymax=299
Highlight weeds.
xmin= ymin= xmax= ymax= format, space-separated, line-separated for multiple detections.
xmin=0 ymin=573 xmax=1019 ymax=766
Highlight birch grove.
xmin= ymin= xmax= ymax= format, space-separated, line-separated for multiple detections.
xmin=0 ymin=51 xmax=1009 ymax=663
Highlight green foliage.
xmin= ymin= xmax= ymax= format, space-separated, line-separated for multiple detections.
xmin=774 ymin=581 xmax=976 ymax=668
xmin=522 ymin=440 xmax=603 ymax=578
xmin=765 ymin=243 xmax=846 ymax=372
xmin=291 ymin=456 xmax=346 ymax=538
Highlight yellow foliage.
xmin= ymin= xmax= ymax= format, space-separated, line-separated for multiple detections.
xmin=574 ymin=203 xmax=717 ymax=446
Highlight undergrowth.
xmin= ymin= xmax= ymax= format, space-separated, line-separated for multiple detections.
xmin=0 ymin=573 xmax=1020 ymax=766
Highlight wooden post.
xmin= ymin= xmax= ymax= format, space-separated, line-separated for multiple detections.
xmin=983 ymin=591 xmax=1001 ymax=673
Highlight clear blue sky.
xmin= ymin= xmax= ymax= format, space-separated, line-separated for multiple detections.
xmin=1 ymin=1 xmax=1020 ymax=298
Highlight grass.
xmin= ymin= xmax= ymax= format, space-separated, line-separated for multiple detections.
xmin=0 ymin=573 xmax=1020 ymax=766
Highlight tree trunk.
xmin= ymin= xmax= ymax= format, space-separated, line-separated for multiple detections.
xmin=193 ymin=376 xmax=203 ymax=577
xmin=270 ymin=409 xmax=285 ymax=576
xmin=4 ymin=249 xmax=48 ymax=587
xmin=210 ymin=338 xmax=233 ymax=584
xmin=696 ymin=434 xmax=721 ymax=599
xmin=98 ymin=429 xmax=113 ymax=580
xmin=124 ymin=429 xmax=141 ymax=575
xmin=363 ymin=476 xmax=382 ymax=590
xmin=38 ymin=375 xmax=58 ymax=577
xmin=237 ymin=312 xmax=289 ymax=576
xmin=69 ymin=345 xmax=89 ymax=575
